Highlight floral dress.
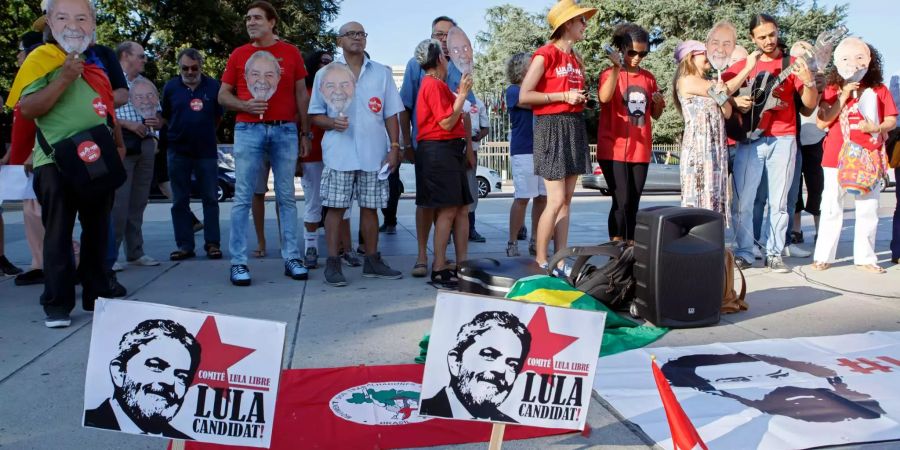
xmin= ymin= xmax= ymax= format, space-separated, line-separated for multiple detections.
xmin=678 ymin=94 xmax=728 ymax=217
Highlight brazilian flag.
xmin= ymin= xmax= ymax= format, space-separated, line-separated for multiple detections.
xmin=416 ymin=275 xmax=667 ymax=363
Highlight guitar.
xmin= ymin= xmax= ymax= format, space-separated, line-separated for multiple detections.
xmin=736 ymin=26 xmax=848 ymax=142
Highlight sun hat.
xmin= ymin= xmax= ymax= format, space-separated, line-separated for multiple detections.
xmin=674 ymin=40 xmax=706 ymax=63
xmin=547 ymin=0 xmax=598 ymax=36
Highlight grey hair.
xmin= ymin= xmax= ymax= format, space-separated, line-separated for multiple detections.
xmin=130 ymin=77 xmax=158 ymax=94
xmin=115 ymin=41 xmax=138 ymax=60
xmin=414 ymin=39 xmax=442 ymax=71
xmin=45 ymin=0 xmax=96 ymax=18
xmin=244 ymin=50 xmax=280 ymax=75
xmin=177 ymin=48 xmax=204 ymax=66
xmin=707 ymin=20 xmax=737 ymax=43
xmin=505 ymin=52 xmax=531 ymax=85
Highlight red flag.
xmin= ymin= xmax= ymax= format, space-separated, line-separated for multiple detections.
xmin=175 ymin=364 xmax=572 ymax=450
xmin=652 ymin=359 xmax=708 ymax=450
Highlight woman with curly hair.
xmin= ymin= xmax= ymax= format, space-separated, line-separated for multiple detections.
xmin=812 ymin=39 xmax=897 ymax=274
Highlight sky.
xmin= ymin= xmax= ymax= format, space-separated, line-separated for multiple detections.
xmin=329 ymin=0 xmax=898 ymax=76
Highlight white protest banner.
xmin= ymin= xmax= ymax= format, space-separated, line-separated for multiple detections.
xmin=594 ymin=331 xmax=900 ymax=450
xmin=83 ymin=299 xmax=286 ymax=448
xmin=0 ymin=165 xmax=36 ymax=200
xmin=419 ymin=291 xmax=606 ymax=430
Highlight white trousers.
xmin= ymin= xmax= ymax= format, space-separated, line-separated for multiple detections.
xmin=813 ymin=167 xmax=880 ymax=265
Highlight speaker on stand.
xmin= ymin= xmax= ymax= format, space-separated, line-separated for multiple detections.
xmin=632 ymin=206 xmax=724 ymax=328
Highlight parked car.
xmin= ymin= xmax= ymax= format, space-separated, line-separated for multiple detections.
xmin=150 ymin=147 xmax=236 ymax=202
xmin=582 ymin=150 xmax=681 ymax=195
xmin=398 ymin=162 xmax=501 ymax=198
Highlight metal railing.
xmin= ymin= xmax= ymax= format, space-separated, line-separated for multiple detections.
xmin=477 ymin=142 xmax=682 ymax=180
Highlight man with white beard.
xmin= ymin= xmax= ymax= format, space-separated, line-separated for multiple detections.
xmin=12 ymin=0 xmax=126 ymax=328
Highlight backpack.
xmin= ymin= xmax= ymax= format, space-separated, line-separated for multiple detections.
xmin=547 ymin=242 xmax=636 ymax=311
xmin=837 ymin=104 xmax=890 ymax=195
xmin=722 ymin=249 xmax=748 ymax=314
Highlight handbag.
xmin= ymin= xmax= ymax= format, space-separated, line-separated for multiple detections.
xmin=36 ymin=120 xmax=126 ymax=197
xmin=836 ymin=106 xmax=888 ymax=195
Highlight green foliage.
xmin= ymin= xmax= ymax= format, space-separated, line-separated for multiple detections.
xmin=474 ymin=0 xmax=848 ymax=144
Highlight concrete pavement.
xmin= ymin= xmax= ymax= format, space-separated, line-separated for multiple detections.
xmin=1 ymin=190 xmax=898 ymax=449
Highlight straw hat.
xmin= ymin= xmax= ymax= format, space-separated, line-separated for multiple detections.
xmin=547 ymin=0 xmax=597 ymax=36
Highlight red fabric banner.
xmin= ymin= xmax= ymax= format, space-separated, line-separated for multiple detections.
xmin=652 ymin=359 xmax=708 ymax=450
xmin=173 ymin=364 xmax=573 ymax=450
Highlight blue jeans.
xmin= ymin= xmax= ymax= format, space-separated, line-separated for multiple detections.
xmin=169 ymin=152 xmax=220 ymax=252
xmin=732 ymin=136 xmax=797 ymax=261
xmin=753 ymin=149 xmax=803 ymax=244
xmin=229 ymin=122 xmax=299 ymax=265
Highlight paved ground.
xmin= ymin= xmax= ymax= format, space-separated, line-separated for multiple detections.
xmin=1 ymin=189 xmax=898 ymax=449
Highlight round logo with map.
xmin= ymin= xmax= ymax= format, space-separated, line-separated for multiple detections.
xmin=329 ymin=382 xmax=431 ymax=425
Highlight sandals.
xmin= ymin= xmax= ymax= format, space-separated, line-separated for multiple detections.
xmin=856 ymin=264 xmax=886 ymax=274
xmin=810 ymin=261 xmax=830 ymax=271
xmin=412 ymin=261 xmax=428 ymax=278
xmin=431 ymin=267 xmax=459 ymax=284
xmin=169 ymin=250 xmax=196 ymax=261
xmin=205 ymin=244 xmax=223 ymax=260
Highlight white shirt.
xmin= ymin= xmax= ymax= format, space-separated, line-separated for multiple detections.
xmin=464 ymin=97 xmax=489 ymax=152
xmin=309 ymin=56 xmax=404 ymax=172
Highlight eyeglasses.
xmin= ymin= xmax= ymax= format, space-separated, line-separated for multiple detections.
xmin=626 ymin=49 xmax=649 ymax=58
xmin=180 ymin=65 xmax=200 ymax=72
xmin=431 ymin=31 xmax=448 ymax=39
xmin=340 ymin=31 xmax=368 ymax=39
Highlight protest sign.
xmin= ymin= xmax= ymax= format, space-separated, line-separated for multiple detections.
xmin=83 ymin=300 xmax=286 ymax=448
xmin=419 ymin=291 xmax=605 ymax=430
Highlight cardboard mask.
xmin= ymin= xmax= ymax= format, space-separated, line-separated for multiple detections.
xmin=319 ymin=62 xmax=356 ymax=117
xmin=447 ymin=27 xmax=474 ymax=75
xmin=706 ymin=25 xmax=736 ymax=72
xmin=244 ymin=51 xmax=281 ymax=102
xmin=790 ymin=41 xmax=816 ymax=73
xmin=834 ymin=37 xmax=870 ymax=83
xmin=129 ymin=80 xmax=159 ymax=121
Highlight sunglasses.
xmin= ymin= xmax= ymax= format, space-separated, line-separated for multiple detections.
xmin=626 ymin=49 xmax=649 ymax=58
xmin=340 ymin=31 xmax=368 ymax=39
xmin=180 ymin=65 xmax=200 ymax=72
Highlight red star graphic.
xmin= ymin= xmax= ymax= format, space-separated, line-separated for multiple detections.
xmin=191 ymin=316 xmax=256 ymax=396
xmin=521 ymin=307 xmax=579 ymax=378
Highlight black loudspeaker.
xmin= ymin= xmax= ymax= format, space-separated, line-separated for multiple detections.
xmin=633 ymin=206 xmax=724 ymax=328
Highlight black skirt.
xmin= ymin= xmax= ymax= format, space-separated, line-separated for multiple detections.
xmin=533 ymin=112 xmax=590 ymax=180
xmin=415 ymin=139 xmax=474 ymax=208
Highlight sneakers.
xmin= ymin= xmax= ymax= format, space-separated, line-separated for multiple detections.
xmin=529 ymin=238 xmax=537 ymax=256
xmin=506 ymin=241 xmax=520 ymax=257
xmin=0 ymin=255 xmax=23 ymax=275
xmin=734 ymin=256 xmax=753 ymax=270
xmin=782 ymin=245 xmax=811 ymax=258
xmin=305 ymin=247 xmax=319 ymax=269
xmin=517 ymin=226 xmax=527 ymax=241
xmin=324 ymin=256 xmax=347 ymax=287
xmin=44 ymin=314 xmax=71 ymax=328
xmin=284 ymin=258 xmax=309 ymax=280
xmin=540 ymin=261 xmax=572 ymax=278
xmin=363 ymin=252 xmax=402 ymax=279
xmin=469 ymin=230 xmax=486 ymax=243
xmin=766 ymin=255 xmax=790 ymax=273
xmin=379 ymin=224 xmax=397 ymax=235
xmin=14 ymin=269 xmax=44 ymax=286
xmin=790 ymin=230 xmax=804 ymax=244
xmin=230 ymin=264 xmax=251 ymax=286
xmin=752 ymin=245 xmax=763 ymax=260
xmin=112 ymin=261 xmax=125 ymax=272
xmin=341 ymin=251 xmax=362 ymax=267
xmin=128 ymin=255 xmax=160 ymax=267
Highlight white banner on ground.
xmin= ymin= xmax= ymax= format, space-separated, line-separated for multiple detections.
xmin=419 ymin=291 xmax=606 ymax=430
xmin=594 ymin=331 xmax=900 ymax=449
xmin=0 ymin=166 xmax=36 ymax=200
xmin=82 ymin=299 xmax=286 ymax=448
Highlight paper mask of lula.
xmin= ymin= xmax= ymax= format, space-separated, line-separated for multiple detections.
xmin=245 ymin=50 xmax=281 ymax=118
xmin=319 ymin=62 xmax=356 ymax=117
xmin=833 ymin=37 xmax=870 ymax=83
xmin=705 ymin=26 xmax=736 ymax=73
xmin=130 ymin=80 xmax=160 ymax=121
xmin=447 ymin=26 xmax=474 ymax=75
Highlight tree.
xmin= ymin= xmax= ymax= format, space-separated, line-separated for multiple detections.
xmin=473 ymin=0 xmax=847 ymax=144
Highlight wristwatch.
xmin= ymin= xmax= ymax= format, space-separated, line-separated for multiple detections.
xmin=803 ymin=79 xmax=816 ymax=89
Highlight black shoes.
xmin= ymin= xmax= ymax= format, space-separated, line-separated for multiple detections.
xmin=0 ymin=255 xmax=23 ymax=276
xmin=15 ymin=269 xmax=44 ymax=286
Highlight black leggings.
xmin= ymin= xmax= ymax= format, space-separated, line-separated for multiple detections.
xmin=796 ymin=141 xmax=824 ymax=216
xmin=599 ymin=160 xmax=648 ymax=240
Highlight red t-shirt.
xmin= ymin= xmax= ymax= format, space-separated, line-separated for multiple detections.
xmin=8 ymin=105 xmax=37 ymax=165
xmin=416 ymin=75 xmax=466 ymax=142
xmin=820 ymin=84 xmax=898 ymax=168
xmin=300 ymin=86 xmax=324 ymax=163
xmin=221 ymin=40 xmax=307 ymax=123
xmin=723 ymin=55 xmax=804 ymax=137
xmin=596 ymin=68 xmax=658 ymax=163
xmin=532 ymin=43 xmax=585 ymax=116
